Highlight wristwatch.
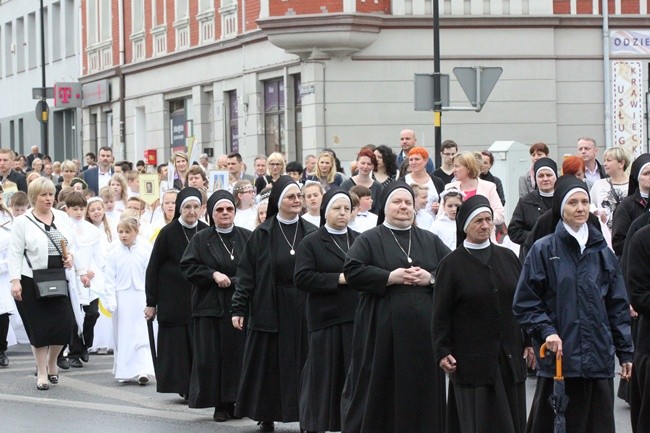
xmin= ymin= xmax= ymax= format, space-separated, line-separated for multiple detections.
xmin=430 ymin=274 xmax=436 ymax=286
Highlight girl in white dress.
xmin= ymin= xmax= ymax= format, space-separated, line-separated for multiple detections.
xmin=233 ymin=180 xmax=257 ymax=231
xmin=430 ymin=188 xmax=464 ymax=250
xmin=103 ymin=217 xmax=155 ymax=384
xmin=85 ymin=197 xmax=115 ymax=354
xmin=0 ymin=188 xmax=16 ymax=365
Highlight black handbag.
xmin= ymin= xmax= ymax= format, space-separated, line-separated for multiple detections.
xmin=24 ymin=217 xmax=69 ymax=299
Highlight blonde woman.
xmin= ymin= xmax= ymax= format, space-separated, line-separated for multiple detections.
xmin=56 ymin=160 xmax=78 ymax=200
xmin=255 ymin=152 xmax=285 ymax=193
xmin=305 ymin=152 xmax=344 ymax=192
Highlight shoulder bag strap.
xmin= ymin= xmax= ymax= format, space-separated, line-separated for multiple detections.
xmin=26 ymin=215 xmax=64 ymax=256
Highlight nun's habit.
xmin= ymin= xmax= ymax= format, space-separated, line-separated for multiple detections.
xmin=145 ymin=187 xmax=208 ymax=396
xmin=231 ymin=176 xmax=318 ymax=424
xmin=612 ymin=153 xmax=650 ymax=255
xmin=507 ymin=157 xmax=557 ymax=262
xmin=294 ymin=188 xmax=360 ymax=432
xmin=626 ymin=223 xmax=650 ymax=433
xmin=179 ymin=190 xmax=252 ymax=418
xmin=341 ymin=181 xmax=450 ymax=433
xmin=433 ymin=195 xmax=527 ymax=433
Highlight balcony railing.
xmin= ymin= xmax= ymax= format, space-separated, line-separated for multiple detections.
xmin=152 ymin=26 xmax=167 ymax=57
xmin=131 ymin=33 xmax=146 ymax=62
xmin=175 ymin=19 xmax=191 ymax=50
xmin=220 ymin=2 xmax=237 ymax=39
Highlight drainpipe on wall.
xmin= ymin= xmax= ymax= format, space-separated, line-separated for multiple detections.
xmin=602 ymin=0 xmax=612 ymax=149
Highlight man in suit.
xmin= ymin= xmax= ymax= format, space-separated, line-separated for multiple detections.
xmin=25 ymin=145 xmax=44 ymax=170
xmin=226 ymin=152 xmax=254 ymax=189
xmin=577 ymin=137 xmax=607 ymax=190
xmin=0 ymin=148 xmax=28 ymax=192
xmin=396 ymin=129 xmax=434 ymax=176
xmin=82 ymin=146 xmax=113 ymax=195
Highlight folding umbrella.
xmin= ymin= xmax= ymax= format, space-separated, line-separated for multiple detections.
xmin=540 ymin=342 xmax=568 ymax=433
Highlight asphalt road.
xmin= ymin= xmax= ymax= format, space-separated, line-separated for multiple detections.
xmin=0 ymin=344 xmax=634 ymax=433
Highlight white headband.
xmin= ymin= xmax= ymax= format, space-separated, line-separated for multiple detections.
xmin=384 ymin=187 xmax=411 ymax=216
xmin=180 ymin=196 xmax=201 ymax=209
xmin=535 ymin=166 xmax=556 ymax=178
xmin=639 ymin=162 xmax=650 ymax=181
xmin=463 ymin=206 xmax=492 ymax=232
xmin=325 ymin=193 xmax=351 ymax=217
xmin=560 ymin=187 xmax=588 ymax=215
xmin=213 ymin=198 xmax=233 ymax=212
xmin=278 ymin=183 xmax=300 ymax=207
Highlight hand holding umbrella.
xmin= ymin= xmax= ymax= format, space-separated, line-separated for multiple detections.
xmin=540 ymin=340 xmax=568 ymax=433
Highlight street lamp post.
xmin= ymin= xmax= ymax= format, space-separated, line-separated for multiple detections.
xmin=40 ymin=0 xmax=49 ymax=156
xmin=433 ymin=0 xmax=442 ymax=168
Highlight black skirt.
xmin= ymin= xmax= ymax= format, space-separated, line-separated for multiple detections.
xmin=630 ymin=352 xmax=650 ymax=433
xmin=526 ymin=376 xmax=614 ymax=433
xmin=447 ymin=356 xmax=526 ymax=433
xmin=234 ymin=284 xmax=308 ymax=422
xmin=155 ymin=324 xmax=192 ymax=395
xmin=188 ymin=314 xmax=245 ymax=409
xmin=299 ymin=322 xmax=354 ymax=432
xmin=15 ymin=256 xmax=74 ymax=348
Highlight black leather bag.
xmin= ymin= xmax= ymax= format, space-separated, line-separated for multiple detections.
xmin=24 ymin=216 xmax=69 ymax=299
xmin=32 ymin=267 xmax=69 ymax=299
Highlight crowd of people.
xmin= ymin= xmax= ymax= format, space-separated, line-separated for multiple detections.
xmin=0 ymin=131 xmax=648 ymax=433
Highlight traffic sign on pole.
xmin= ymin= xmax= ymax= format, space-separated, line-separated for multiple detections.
xmin=453 ymin=67 xmax=502 ymax=109
xmin=414 ymin=73 xmax=449 ymax=111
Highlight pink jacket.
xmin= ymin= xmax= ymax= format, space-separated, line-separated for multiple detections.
xmin=445 ymin=178 xmax=506 ymax=225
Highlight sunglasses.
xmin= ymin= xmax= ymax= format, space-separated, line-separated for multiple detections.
xmin=215 ymin=206 xmax=235 ymax=213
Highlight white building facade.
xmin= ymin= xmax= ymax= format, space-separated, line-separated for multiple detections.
xmin=0 ymin=0 xmax=82 ymax=161
xmin=78 ymin=0 xmax=648 ymax=171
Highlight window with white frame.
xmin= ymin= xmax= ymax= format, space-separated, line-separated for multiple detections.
xmin=87 ymin=0 xmax=111 ymax=45
xmin=175 ymin=0 xmax=189 ymax=20
xmin=132 ymin=0 xmax=144 ymax=33
xmin=199 ymin=0 xmax=214 ymax=13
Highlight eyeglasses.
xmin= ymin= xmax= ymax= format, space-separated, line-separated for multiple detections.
xmin=284 ymin=193 xmax=302 ymax=201
xmin=215 ymin=206 xmax=235 ymax=213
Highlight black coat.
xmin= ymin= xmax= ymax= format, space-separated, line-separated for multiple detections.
xmin=627 ymin=224 xmax=650 ymax=354
xmin=145 ymin=220 xmax=208 ymax=325
xmin=433 ymin=244 xmax=527 ymax=386
xmin=179 ymin=226 xmax=252 ymax=317
xmin=231 ymin=216 xmax=317 ymax=331
xmin=508 ymin=191 xmax=551 ymax=261
xmin=612 ymin=189 xmax=647 ymax=256
xmin=294 ymin=227 xmax=359 ymax=332
xmin=0 ymin=169 xmax=27 ymax=193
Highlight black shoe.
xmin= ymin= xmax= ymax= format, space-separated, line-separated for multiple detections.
xmin=68 ymin=358 xmax=83 ymax=368
xmin=47 ymin=374 xmax=59 ymax=384
xmin=57 ymin=357 xmax=70 ymax=370
xmin=80 ymin=349 xmax=90 ymax=363
xmin=258 ymin=421 xmax=274 ymax=432
xmin=0 ymin=351 xmax=8 ymax=367
xmin=213 ymin=410 xmax=230 ymax=422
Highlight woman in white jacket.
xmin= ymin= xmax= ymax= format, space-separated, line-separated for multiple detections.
xmin=103 ymin=216 xmax=155 ymax=384
xmin=9 ymin=178 xmax=83 ymax=390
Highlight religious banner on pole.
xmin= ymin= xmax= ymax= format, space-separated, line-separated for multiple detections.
xmin=612 ymin=60 xmax=645 ymax=156
xmin=139 ymin=173 xmax=160 ymax=205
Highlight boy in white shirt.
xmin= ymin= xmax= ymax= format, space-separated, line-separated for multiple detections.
xmin=348 ymin=186 xmax=377 ymax=232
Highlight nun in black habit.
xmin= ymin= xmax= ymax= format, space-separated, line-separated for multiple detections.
xmin=341 ymin=181 xmax=450 ymax=433
xmin=144 ymin=187 xmax=208 ymax=397
xmin=626 ymin=224 xmax=650 ymax=433
xmin=231 ymin=175 xmax=317 ymax=432
xmin=179 ymin=190 xmax=252 ymax=421
xmin=294 ymin=188 xmax=359 ymax=433
xmin=433 ymin=195 xmax=530 ymax=433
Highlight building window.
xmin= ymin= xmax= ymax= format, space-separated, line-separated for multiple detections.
xmin=9 ymin=120 xmax=15 ymax=148
xmin=64 ymin=0 xmax=75 ymax=57
xmin=28 ymin=12 xmax=37 ymax=68
xmin=18 ymin=118 xmax=24 ymax=155
xmin=175 ymin=0 xmax=189 ymax=20
xmin=226 ymin=90 xmax=239 ymax=153
xmin=52 ymin=1 xmax=61 ymax=61
xmin=5 ymin=22 xmax=13 ymax=75
xmin=87 ymin=0 xmax=111 ymax=46
xmin=133 ymin=0 xmax=144 ymax=33
xmin=264 ymin=79 xmax=285 ymax=156
xmin=16 ymin=17 xmax=25 ymax=72
xmin=294 ymin=76 xmax=303 ymax=163
xmin=132 ymin=0 xmax=146 ymax=61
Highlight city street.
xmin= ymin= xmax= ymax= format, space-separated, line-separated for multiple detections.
xmin=0 ymin=344 xmax=635 ymax=433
